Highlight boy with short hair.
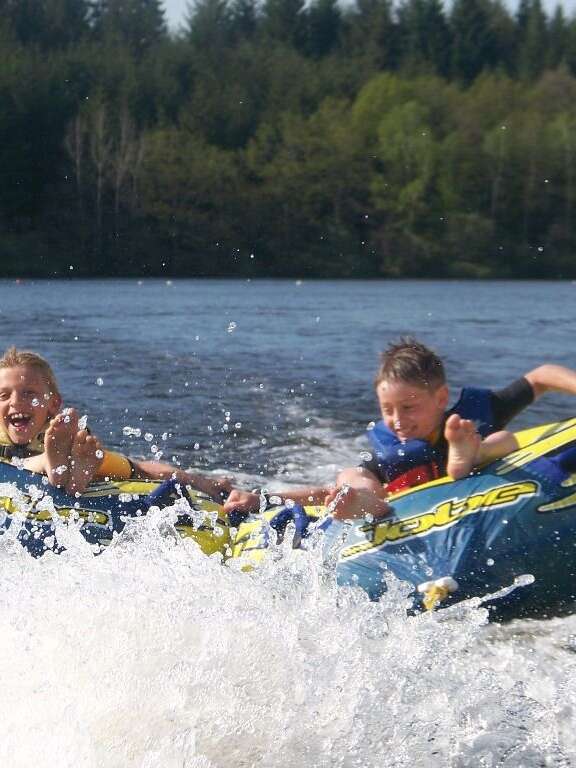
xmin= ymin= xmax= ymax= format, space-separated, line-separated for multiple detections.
xmin=0 ymin=346 xmax=232 ymax=497
xmin=224 ymin=337 xmax=576 ymax=520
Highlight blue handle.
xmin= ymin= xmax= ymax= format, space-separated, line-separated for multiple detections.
xmin=269 ymin=504 xmax=313 ymax=546
xmin=142 ymin=478 xmax=186 ymax=510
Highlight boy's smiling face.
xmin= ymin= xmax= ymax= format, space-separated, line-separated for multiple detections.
xmin=0 ymin=366 xmax=61 ymax=445
xmin=376 ymin=379 xmax=449 ymax=442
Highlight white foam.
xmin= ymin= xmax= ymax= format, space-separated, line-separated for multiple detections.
xmin=1 ymin=504 xmax=576 ymax=767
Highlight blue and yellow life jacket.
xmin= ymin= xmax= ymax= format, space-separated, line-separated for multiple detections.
xmin=0 ymin=424 xmax=136 ymax=480
xmin=368 ymin=387 xmax=494 ymax=492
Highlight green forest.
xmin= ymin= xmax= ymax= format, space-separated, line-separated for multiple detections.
xmin=2 ymin=0 xmax=576 ymax=278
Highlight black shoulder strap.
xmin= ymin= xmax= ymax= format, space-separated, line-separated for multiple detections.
xmin=0 ymin=443 xmax=39 ymax=460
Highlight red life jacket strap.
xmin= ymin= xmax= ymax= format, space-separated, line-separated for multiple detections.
xmin=386 ymin=462 xmax=441 ymax=494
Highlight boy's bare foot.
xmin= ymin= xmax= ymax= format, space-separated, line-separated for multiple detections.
xmin=66 ymin=430 xmax=104 ymax=495
xmin=445 ymin=414 xmax=481 ymax=480
xmin=326 ymin=486 xmax=390 ymax=521
xmin=44 ymin=409 xmax=78 ymax=488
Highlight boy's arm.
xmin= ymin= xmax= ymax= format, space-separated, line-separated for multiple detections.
xmin=223 ymin=485 xmax=332 ymax=514
xmin=524 ymin=365 xmax=576 ymax=399
xmin=22 ymin=454 xmax=48 ymax=474
xmin=222 ymin=467 xmax=390 ymax=520
xmin=129 ymin=458 xmax=232 ymax=499
xmin=222 ymin=465 xmax=386 ymax=514
xmin=325 ymin=466 xmax=390 ymax=520
xmin=332 ymin=465 xmax=384 ymax=493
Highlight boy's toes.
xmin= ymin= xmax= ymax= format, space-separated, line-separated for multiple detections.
xmin=76 ymin=429 xmax=88 ymax=445
xmin=444 ymin=413 xmax=462 ymax=440
xmin=86 ymin=436 xmax=103 ymax=460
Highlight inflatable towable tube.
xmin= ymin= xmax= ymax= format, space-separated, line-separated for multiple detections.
xmin=232 ymin=419 xmax=576 ymax=619
xmin=0 ymin=465 xmax=230 ymax=557
xmin=4 ymin=419 xmax=576 ymax=620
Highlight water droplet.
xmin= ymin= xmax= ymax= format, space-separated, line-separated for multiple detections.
xmin=193 ymin=443 xmax=200 ymax=450
xmin=95 ymin=449 xmax=104 ymax=459
xmin=78 ymin=415 xmax=88 ymax=430
xmin=144 ymin=433 xmax=154 ymax=442
xmin=31 ymin=398 xmax=39 ymax=407
xmin=234 ymin=422 xmax=242 ymax=429
xmin=55 ymin=464 xmax=68 ymax=475
xmin=486 ymin=558 xmax=494 ymax=566
xmin=96 ymin=377 xmax=104 ymax=386
xmin=122 ymin=426 xmax=141 ymax=437
xmin=227 ymin=322 xmax=237 ymax=333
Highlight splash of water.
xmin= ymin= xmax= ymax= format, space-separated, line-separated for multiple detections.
xmin=1 ymin=501 xmax=576 ymax=767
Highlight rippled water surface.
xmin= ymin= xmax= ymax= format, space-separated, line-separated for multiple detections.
xmin=2 ymin=278 xmax=576 ymax=767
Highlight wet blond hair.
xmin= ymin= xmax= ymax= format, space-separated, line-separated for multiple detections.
xmin=375 ymin=337 xmax=445 ymax=391
xmin=0 ymin=347 xmax=61 ymax=398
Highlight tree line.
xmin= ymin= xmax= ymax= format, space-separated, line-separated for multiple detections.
xmin=2 ymin=0 xmax=576 ymax=278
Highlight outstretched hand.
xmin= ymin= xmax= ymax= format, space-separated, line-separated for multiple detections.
xmin=325 ymin=485 xmax=390 ymax=521
xmin=173 ymin=470 xmax=234 ymax=501
xmin=223 ymin=489 xmax=261 ymax=514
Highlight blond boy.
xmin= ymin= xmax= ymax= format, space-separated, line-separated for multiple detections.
xmin=0 ymin=347 xmax=231 ymax=497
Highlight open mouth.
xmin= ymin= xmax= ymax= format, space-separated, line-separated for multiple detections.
xmin=8 ymin=413 xmax=33 ymax=431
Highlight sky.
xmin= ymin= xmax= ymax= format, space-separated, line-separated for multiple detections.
xmin=163 ymin=0 xmax=576 ymax=28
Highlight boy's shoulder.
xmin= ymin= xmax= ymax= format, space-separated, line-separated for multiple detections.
xmin=447 ymin=386 xmax=495 ymax=438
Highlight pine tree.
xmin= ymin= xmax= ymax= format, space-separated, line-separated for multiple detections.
xmin=306 ymin=0 xmax=341 ymax=58
xmin=548 ymin=6 xmax=568 ymax=69
xmin=186 ymin=0 xmax=232 ymax=50
xmin=261 ymin=0 xmax=307 ymax=50
xmin=92 ymin=0 xmax=167 ymax=54
xmin=450 ymin=0 xmax=499 ymax=84
xmin=516 ymin=0 xmax=548 ymax=80
xmin=0 ymin=0 xmax=91 ymax=48
xmin=397 ymin=0 xmax=451 ymax=77
xmin=229 ymin=0 xmax=258 ymax=43
xmin=344 ymin=0 xmax=398 ymax=70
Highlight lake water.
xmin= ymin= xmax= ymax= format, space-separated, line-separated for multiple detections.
xmin=2 ymin=278 xmax=576 ymax=767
